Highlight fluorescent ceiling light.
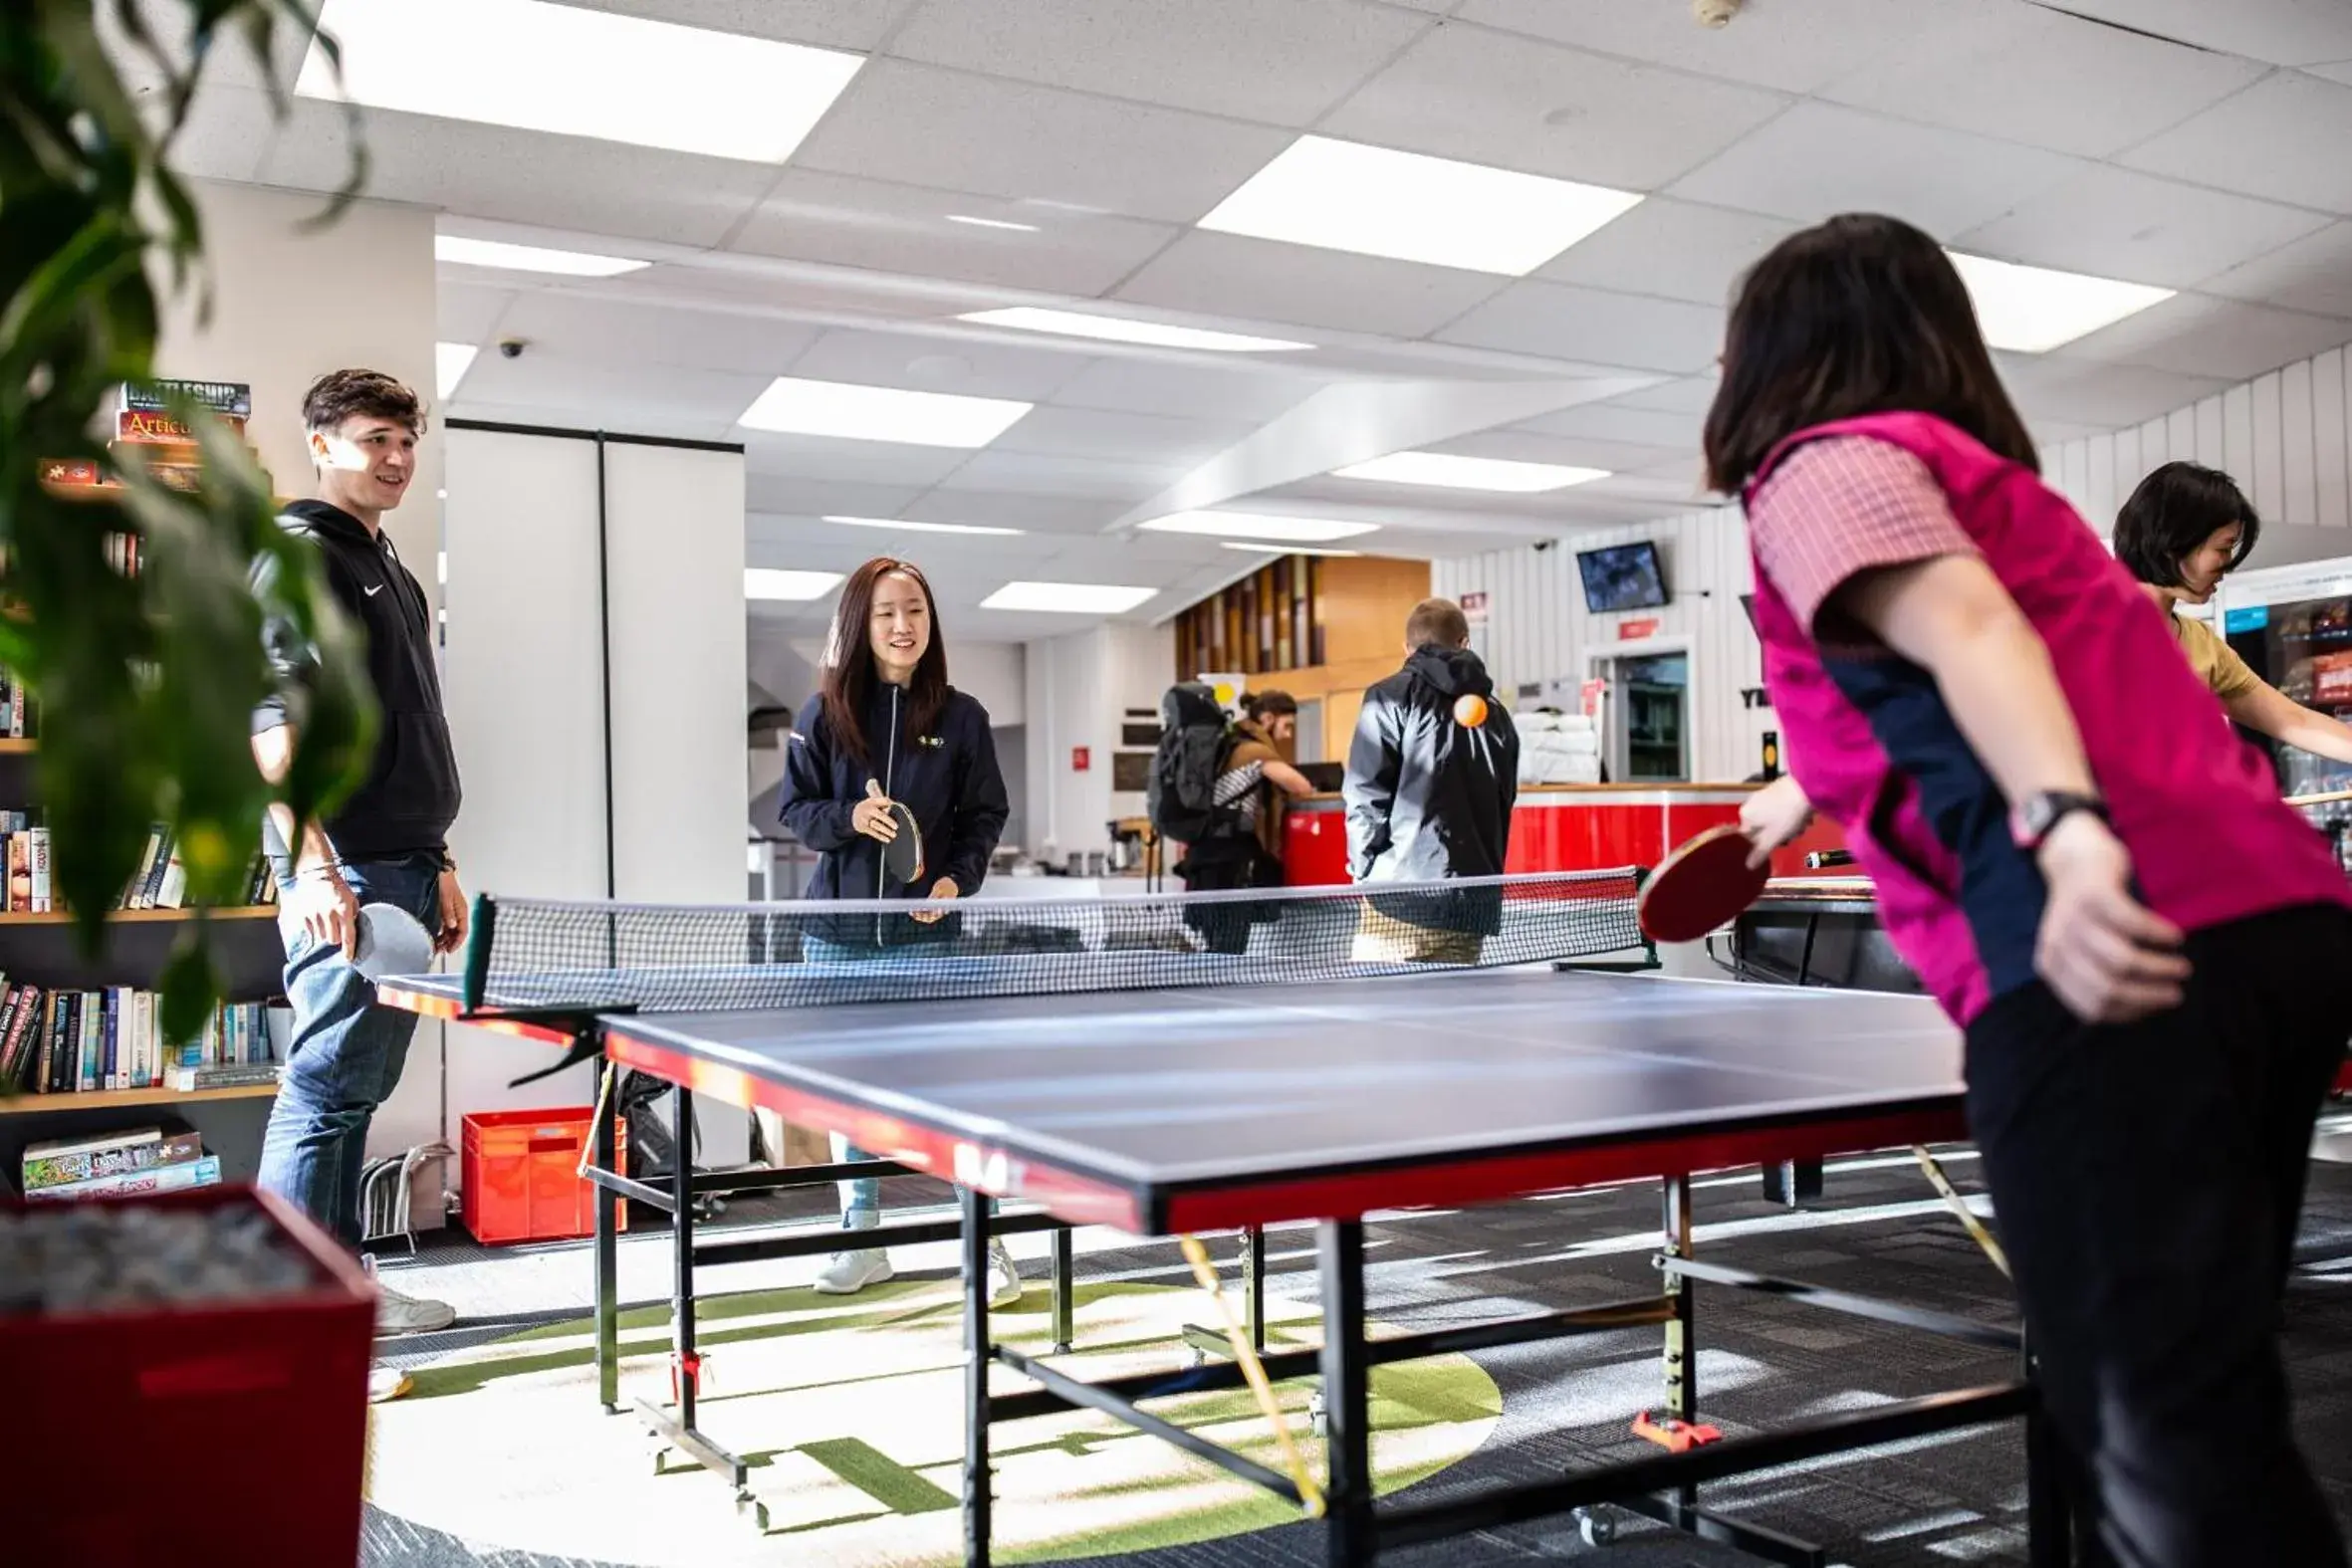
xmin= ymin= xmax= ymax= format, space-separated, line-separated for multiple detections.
xmin=1220 ymin=543 xmax=1362 ymax=557
xmin=1334 ymin=452 xmax=1607 ymax=493
xmin=1139 ymin=512 xmax=1377 ymax=543
xmin=298 ymin=0 xmax=862 ymax=162
xmin=981 ymin=581 xmax=1158 ymax=614
xmin=738 ymin=377 xmax=1033 ymax=447
xmin=1947 ymin=251 xmax=2174 ymax=353
xmin=434 ymin=341 xmax=477 ymax=399
xmin=947 ymin=215 xmax=1040 ymax=233
xmin=960 ymin=307 xmax=1310 ymax=353
xmin=745 ymin=568 xmax=845 ymax=601
xmin=1199 ymin=135 xmax=1642 ymax=277
xmin=435 ymin=236 xmax=648 ymax=277
xmin=823 ymin=515 xmax=1025 ymax=537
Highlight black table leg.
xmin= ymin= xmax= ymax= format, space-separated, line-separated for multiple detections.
xmin=1247 ymin=1226 xmax=1267 ymax=1352
xmin=593 ymin=1065 xmax=619 ymax=1413
xmin=671 ymin=1082 xmax=699 ymax=1434
xmin=1052 ymin=1224 xmax=1074 ymax=1355
xmin=964 ymin=1184 xmax=995 ymax=1568
xmin=1665 ymin=1175 xmax=1697 ymax=1513
xmin=1318 ymin=1219 xmax=1374 ymax=1566
xmin=1762 ymin=1158 xmax=1824 ymax=1208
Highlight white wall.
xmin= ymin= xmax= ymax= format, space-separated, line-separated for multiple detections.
xmin=1434 ymin=512 xmax=1769 ymax=783
xmin=1022 ymin=622 xmax=1172 ymax=862
xmin=2039 ymin=342 xmax=2352 ymax=571
xmin=953 ymin=640 xmax=1026 ymax=726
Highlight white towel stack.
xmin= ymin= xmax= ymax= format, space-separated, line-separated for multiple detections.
xmin=1515 ymin=711 xmax=1601 ymax=784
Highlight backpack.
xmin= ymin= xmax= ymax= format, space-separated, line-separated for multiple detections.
xmin=1147 ymin=683 xmax=1242 ymax=841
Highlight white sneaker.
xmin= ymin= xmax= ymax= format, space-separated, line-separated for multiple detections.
xmin=374 ymin=1283 xmax=457 ymax=1336
xmin=368 ymin=1364 xmax=413 ymax=1403
xmin=814 ymin=1245 xmax=893 ymax=1294
xmin=987 ymin=1238 xmax=1022 ymax=1308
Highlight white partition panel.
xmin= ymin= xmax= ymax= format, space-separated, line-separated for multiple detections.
xmin=436 ymin=427 xmax=608 ymax=1127
xmin=603 ymin=441 xmax=748 ymax=907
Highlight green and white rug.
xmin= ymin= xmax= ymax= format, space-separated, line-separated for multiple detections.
xmin=365 ymin=1277 xmax=1501 ymax=1567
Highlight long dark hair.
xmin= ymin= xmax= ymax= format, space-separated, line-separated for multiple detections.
xmin=2113 ymin=461 xmax=2260 ymax=589
xmin=1704 ymin=213 xmax=2039 ymax=496
xmin=819 ymin=557 xmax=949 ymax=769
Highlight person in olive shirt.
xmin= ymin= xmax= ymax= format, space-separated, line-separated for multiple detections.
xmin=2114 ymin=461 xmax=2352 ymax=765
xmin=251 ymin=368 xmax=465 ymax=1402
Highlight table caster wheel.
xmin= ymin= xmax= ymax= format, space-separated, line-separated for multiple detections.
xmin=1574 ymin=1506 xmax=1616 ymax=1547
xmin=1308 ymin=1391 xmax=1327 ymax=1439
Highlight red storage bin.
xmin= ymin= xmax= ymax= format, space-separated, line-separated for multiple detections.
xmin=5 ymin=1185 xmax=374 ymax=1567
xmin=461 ymin=1106 xmax=625 ymax=1244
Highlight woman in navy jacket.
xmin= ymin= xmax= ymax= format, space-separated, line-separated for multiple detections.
xmin=778 ymin=556 xmax=1014 ymax=1301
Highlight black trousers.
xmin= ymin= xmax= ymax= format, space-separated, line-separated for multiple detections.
xmin=1965 ymin=904 xmax=2352 ymax=1568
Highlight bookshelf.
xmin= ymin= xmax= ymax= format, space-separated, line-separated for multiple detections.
xmin=0 ymin=1081 xmax=278 ymax=1117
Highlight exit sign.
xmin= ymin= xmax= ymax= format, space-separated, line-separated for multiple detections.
xmin=1618 ymin=616 xmax=1661 ymax=640
xmin=1071 ymin=747 xmax=1090 ymax=772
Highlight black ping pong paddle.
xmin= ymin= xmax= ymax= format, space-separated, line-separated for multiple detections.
xmin=1638 ymin=823 xmax=1770 ymax=943
xmin=881 ymin=798 xmax=924 ymax=886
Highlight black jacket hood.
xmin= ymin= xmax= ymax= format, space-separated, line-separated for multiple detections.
xmin=1403 ymin=643 xmax=1494 ymax=700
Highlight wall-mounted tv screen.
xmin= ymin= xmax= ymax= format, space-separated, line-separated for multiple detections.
xmin=1576 ymin=541 xmax=1668 ymax=613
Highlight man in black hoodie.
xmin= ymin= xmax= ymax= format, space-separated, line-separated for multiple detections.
xmin=1343 ymin=597 xmax=1519 ymax=960
xmin=252 ymin=369 xmax=465 ymax=1392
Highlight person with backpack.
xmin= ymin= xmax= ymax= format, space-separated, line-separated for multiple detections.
xmin=1150 ymin=685 xmax=1312 ymax=953
xmin=1343 ymin=599 xmax=1521 ymax=962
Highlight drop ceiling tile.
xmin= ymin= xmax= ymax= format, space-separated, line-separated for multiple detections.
xmin=897 ymin=493 xmax=1123 ymax=533
xmin=791 ymin=61 xmax=1294 ymax=224
xmin=729 ymin=170 xmax=1181 ymax=296
xmin=1955 ymin=166 xmax=2331 ymax=289
xmin=458 ymin=354 xmax=774 ymax=428
xmin=565 ymin=0 xmax=915 ymax=51
xmin=1534 ymin=199 xmax=1796 ymax=306
xmin=2201 ymin=222 xmax=2352 ymax=320
xmin=1317 ymin=23 xmax=1788 ymax=191
xmin=1819 ymin=4 xmax=2263 ymax=157
xmin=2119 ymin=72 xmax=2352 ymax=215
xmin=991 ymin=406 xmax=1256 ymax=465
xmin=934 ymin=450 xmax=1188 ymax=500
xmin=488 ymin=294 xmax=823 ymax=375
xmin=785 ymin=328 xmax=1092 ymax=402
xmin=1668 ymin=103 xmax=2084 ymax=234
xmin=1114 ymin=232 xmax=1509 ymax=339
xmin=885 ymin=0 xmax=1433 ymax=125
xmin=1453 ymin=0 xmax=1926 ymax=95
xmin=436 ymin=283 xmax=520 ymax=344
xmin=2052 ymin=294 xmax=2352 ymax=380
xmin=744 ymin=474 xmax=929 ymax=518
xmin=1513 ymin=402 xmax=1705 ymax=449
xmin=737 ymin=433 xmax=978 ymax=488
xmin=1607 ymin=373 xmax=1723 ymax=415
xmin=2039 ymin=2 xmax=2352 ymax=66
xmin=1434 ymin=283 xmax=1723 ymax=374
xmin=1994 ymin=354 xmax=2233 ymax=428
xmin=260 ymin=102 xmax=779 ymax=245
xmin=1049 ymin=356 xmax=1332 ymax=422
xmin=1431 ymin=429 xmax=1692 ymax=473
xmin=445 ymin=397 xmax=732 ymax=443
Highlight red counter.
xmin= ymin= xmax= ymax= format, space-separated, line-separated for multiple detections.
xmin=1283 ymin=783 xmax=1846 ymax=886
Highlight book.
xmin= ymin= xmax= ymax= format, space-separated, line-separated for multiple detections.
xmin=118 ymin=379 xmax=251 ymax=419
xmin=22 ymin=1126 xmax=202 ymax=1191
xmin=26 ymin=826 xmax=49 ymax=913
xmin=164 ymin=1062 xmax=278 ymax=1094
xmin=26 ymin=1153 xmax=221 ymax=1203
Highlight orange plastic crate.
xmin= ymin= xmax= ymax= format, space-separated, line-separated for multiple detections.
xmin=460 ymin=1106 xmax=626 ymax=1245
xmin=5 ymin=1185 xmax=374 ymax=1567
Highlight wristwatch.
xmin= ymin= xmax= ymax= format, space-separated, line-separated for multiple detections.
xmin=2009 ymin=790 xmax=2108 ymax=851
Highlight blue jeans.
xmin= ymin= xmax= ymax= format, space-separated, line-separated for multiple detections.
xmin=802 ymin=930 xmax=995 ymax=1231
xmin=258 ymin=854 xmax=442 ymax=1248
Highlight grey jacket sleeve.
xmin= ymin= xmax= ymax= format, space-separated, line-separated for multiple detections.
xmin=250 ymin=533 xmax=321 ymax=736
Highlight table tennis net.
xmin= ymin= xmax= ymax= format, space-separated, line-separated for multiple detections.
xmin=457 ymin=869 xmax=1646 ymax=1014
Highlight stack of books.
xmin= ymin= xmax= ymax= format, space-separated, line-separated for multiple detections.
xmin=0 ymin=984 xmax=276 ymax=1095
xmin=18 ymin=1123 xmax=220 ymax=1203
xmin=37 ymin=379 xmax=270 ymax=526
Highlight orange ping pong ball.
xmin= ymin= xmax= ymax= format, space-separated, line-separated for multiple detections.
xmin=1453 ymin=693 xmax=1489 ymax=728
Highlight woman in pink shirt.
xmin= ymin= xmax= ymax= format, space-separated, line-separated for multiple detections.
xmin=1715 ymin=213 xmax=2352 ymax=1568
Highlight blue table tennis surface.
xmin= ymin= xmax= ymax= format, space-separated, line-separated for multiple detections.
xmin=387 ymin=964 xmax=1963 ymax=1198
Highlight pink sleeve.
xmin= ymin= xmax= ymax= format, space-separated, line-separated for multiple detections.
xmin=1749 ymin=436 xmax=1979 ymax=633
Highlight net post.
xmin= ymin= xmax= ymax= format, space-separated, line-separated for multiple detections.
xmin=1631 ymin=864 xmax=1660 ymax=970
xmin=461 ymin=892 xmax=498 ymax=1012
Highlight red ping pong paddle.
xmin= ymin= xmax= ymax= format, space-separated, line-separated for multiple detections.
xmin=1638 ymin=823 xmax=1770 ymax=942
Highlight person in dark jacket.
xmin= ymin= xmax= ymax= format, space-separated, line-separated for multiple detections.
xmin=1343 ymin=597 xmax=1520 ymax=961
xmin=251 ymin=368 xmax=465 ymax=1401
xmin=776 ymin=556 xmax=1014 ymax=1301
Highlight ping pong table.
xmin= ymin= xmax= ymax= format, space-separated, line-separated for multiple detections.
xmin=380 ymin=874 xmax=2059 ymax=1567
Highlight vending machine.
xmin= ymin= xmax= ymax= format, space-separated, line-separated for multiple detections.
xmin=2213 ymin=557 xmax=2352 ymax=868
